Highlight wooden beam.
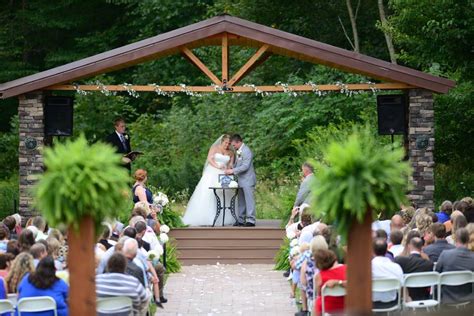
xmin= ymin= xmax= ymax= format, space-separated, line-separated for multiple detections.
xmin=46 ymin=83 xmax=415 ymax=93
xmin=222 ymin=33 xmax=229 ymax=83
xmin=227 ymin=45 xmax=270 ymax=86
xmin=181 ymin=47 xmax=221 ymax=85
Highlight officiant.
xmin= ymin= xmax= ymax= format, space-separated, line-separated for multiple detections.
xmin=105 ymin=117 xmax=132 ymax=171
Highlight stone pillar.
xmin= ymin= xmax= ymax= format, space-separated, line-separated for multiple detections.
xmin=407 ymin=89 xmax=435 ymax=209
xmin=18 ymin=91 xmax=45 ymax=219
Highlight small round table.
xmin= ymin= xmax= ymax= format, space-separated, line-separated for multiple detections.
xmin=209 ymin=186 xmax=240 ymax=227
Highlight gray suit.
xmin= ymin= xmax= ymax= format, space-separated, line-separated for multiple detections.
xmin=294 ymin=173 xmax=314 ymax=207
xmin=233 ymin=144 xmax=256 ymax=224
xmin=436 ymin=246 xmax=474 ymax=303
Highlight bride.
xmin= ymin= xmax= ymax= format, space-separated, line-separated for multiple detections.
xmin=182 ymin=134 xmax=236 ymax=226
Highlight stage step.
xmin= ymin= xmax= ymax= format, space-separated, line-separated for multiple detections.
xmin=169 ymin=222 xmax=285 ymax=265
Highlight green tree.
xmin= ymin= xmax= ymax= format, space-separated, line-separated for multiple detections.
xmin=311 ymin=127 xmax=410 ymax=313
xmin=34 ymin=135 xmax=129 ymax=315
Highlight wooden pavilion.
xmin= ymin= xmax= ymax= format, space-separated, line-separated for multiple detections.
xmin=0 ymin=14 xmax=456 ymax=315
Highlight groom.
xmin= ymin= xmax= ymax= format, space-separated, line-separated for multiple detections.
xmin=225 ymin=134 xmax=257 ymax=227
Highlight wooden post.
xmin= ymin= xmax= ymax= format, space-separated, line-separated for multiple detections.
xmin=222 ymin=33 xmax=229 ymax=83
xmin=68 ymin=216 xmax=96 ymax=316
xmin=346 ymin=210 xmax=372 ymax=315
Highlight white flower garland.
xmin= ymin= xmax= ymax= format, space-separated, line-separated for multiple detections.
xmin=72 ymin=80 xmax=381 ymax=98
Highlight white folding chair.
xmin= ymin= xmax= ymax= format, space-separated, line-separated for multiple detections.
xmin=7 ymin=293 xmax=17 ymax=306
xmin=372 ymin=278 xmax=402 ymax=313
xmin=321 ymin=283 xmax=346 ymax=315
xmin=17 ymin=296 xmax=57 ymax=316
xmin=97 ymin=296 xmax=133 ymax=315
xmin=438 ymin=270 xmax=473 ymax=308
xmin=403 ymin=272 xmax=440 ymax=310
xmin=0 ymin=299 xmax=15 ymax=316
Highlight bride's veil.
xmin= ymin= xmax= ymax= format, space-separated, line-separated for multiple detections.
xmin=202 ymin=134 xmax=225 ymax=173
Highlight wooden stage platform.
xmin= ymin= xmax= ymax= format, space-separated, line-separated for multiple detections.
xmin=169 ymin=220 xmax=285 ymax=265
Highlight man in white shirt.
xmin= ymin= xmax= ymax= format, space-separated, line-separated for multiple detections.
xmin=371 ymin=238 xmax=403 ymax=309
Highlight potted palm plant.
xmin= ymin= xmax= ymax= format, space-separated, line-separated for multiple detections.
xmin=312 ymin=127 xmax=410 ymax=314
xmin=34 ymin=136 xmax=130 ymax=316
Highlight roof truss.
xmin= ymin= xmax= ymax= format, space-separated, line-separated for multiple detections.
xmin=0 ymin=15 xmax=455 ymax=98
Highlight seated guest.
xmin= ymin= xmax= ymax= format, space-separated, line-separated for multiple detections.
xmin=46 ymin=238 xmax=63 ymax=271
xmin=18 ymin=256 xmax=68 ymax=316
xmin=135 ymin=220 xmax=167 ymax=304
xmin=0 ymin=253 xmax=14 ymax=278
xmin=132 ymin=202 xmax=161 ymax=235
xmin=96 ymin=237 xmax=129 ymax=274
xmin=371 ymin=238 xmax=403 ymax=309
xmin=32 ymin=216 xmax=48 ymax=241
xmin=464 ymin=204 xmax=474 ymax=223
xmin=467 ymin=223 xmax=474 ymax=251
xmin=374 ymin=229 xmax=394 ymax=260
xmin=0 ymin=225 xmax=9 ymax=253
xmin=286 ymin=212 xmax=312 ymax=240
xmin=444 ymin=210 xmax=463 ymax=236
xmin=437 ymin=201 xmax=452 ymax=224
xmin=301 ymin=236 xmax=328 ymax=314
xmin=3 ymin=216 xmax=17 ymax=240
xmin=447 ymin=214 xmax=467 ymax=245
xmin=395 ymin=237 xmax=433 ymax=301
xmin=97 ymin=223 xmax=114 ymax=251
xmin=399 ymin=230 xmax=429 ymax=259
xmin=422 ymin=223 xmax=455 ymax=262
xmin=18 ymin=229 xmax=35 ymax=252
xmin=388 ymin=230 xmax=404 ymax=257
xmin=96 ymin=252 xmax=151 ymax=316
xmin=122 ymin=238 xmax=146 ymax=287
xmin=6 ymin=240 xmax=19 ymax=257
xmin=30 ymin=243 xmax=48 ymax=267
xmin=5 ymin=252 xmax=34 ymax=293
xmin=436 ymin=228 xmax=474 ymax=303
xmin=314 ymin=249 xmax=346 ymax=316
xmin=130 ymin=216 xmax=159 ymax=251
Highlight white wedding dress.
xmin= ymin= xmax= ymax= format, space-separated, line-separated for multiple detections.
xmin=182 ymin=153 xmax=236 ymax=226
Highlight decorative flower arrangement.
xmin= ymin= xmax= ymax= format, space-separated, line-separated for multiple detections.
xmin=290 ymin=246 xmax=301 ymax=257
xmin=153 ymin=192 xmax=169 ymax=208
xmin=286 ymin=231 xmax=296 ymax=240
xmin=228 ymin=180 xmax=238 ymax=188
xmin=147 ymin=249 xmax=161 ymax=260
xmin=159 ymin=232 xmax=169 ymax=244
xmin=159 ymin=224 xmax=170 ymax=234
xmin=290 ymin=238 xmax=299 ymax=248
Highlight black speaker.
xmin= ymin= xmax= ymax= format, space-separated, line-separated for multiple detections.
xmin=377 ymin=94 xmax=407 ymax=135
xmin=45 ymin=96 xmax=74 ymax=136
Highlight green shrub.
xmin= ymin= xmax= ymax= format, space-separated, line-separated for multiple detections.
xmin=0 ymin=175 xmax=18 ymax=219
xmin=157 ymin=207 xmax=185 ymax=229
xmin=162 ymin=238 xmax=181 ymax=273
xmin=274 ymin=237 xmax=290 ymax=271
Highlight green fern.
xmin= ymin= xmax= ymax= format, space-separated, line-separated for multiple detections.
xmin=311 ymin=127 xmax=411 ymax=239
xmin=34 ymin=135 xmax=130 ymax=233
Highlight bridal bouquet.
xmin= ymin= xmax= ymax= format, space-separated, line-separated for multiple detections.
xmin=153 ymin=192 xmax=169 ymax=208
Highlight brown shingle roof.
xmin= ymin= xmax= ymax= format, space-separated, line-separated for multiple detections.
xmin=0 ymin=14 xmax=455 ymax=98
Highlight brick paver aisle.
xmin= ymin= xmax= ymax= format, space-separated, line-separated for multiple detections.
xmin=157 ymin=264 xmax=295 ymax=316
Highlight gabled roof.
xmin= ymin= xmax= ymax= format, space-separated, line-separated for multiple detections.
xmin=0 ymin=14 xmax=455 ymax=98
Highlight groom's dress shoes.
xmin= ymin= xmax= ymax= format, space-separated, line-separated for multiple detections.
xmin=244 ymin=222 xmax=255 ymax=227
xmin=233 ymin=222 xmax=244 ymax=227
